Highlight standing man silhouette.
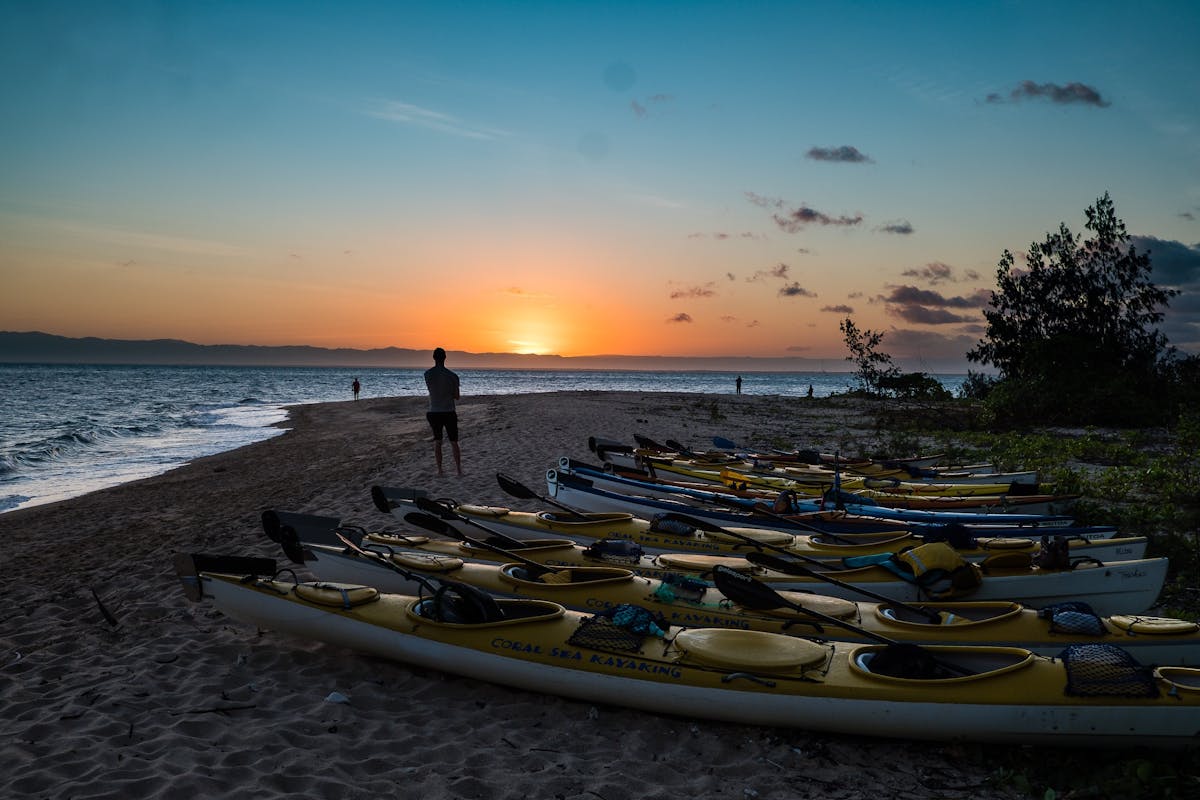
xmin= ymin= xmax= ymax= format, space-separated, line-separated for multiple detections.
xmin=351 ymin=377 xmax=361 ymax=400
xmin=424 ymin=347 xmax=462 ymax=476
xmin=735 ymin=375 xmax=743 ymax=395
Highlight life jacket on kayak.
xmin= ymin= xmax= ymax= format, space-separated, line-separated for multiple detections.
xmin=844 ymin=541 xmax=983 ymax=600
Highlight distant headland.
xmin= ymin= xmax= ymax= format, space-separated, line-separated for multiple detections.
xmin=0 ymin=331 xmax=966 ymax=373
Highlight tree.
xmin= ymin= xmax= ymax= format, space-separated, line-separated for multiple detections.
xmin=840 ymin=318 xmax=899 ymax=394
xmin=967 ymin=193 xmax=1179 ymax=425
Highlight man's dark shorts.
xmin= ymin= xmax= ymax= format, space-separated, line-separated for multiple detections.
xmin=427 ymin=411 xmax=459 ymax=442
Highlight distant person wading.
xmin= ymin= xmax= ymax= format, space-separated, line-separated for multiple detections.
xmin=424 ymin=347 xmax=462 ymax=476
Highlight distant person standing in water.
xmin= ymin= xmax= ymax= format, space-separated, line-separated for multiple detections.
xmin=424 ymin=347 xmax=462 ymax=476
xmin=352 ymin=377 xmax=361 ymax=400
xmin=735 ymin=375 xmax=743 ymax=395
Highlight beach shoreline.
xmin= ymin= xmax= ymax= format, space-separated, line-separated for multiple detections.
xmin=2 ymin=392 xmax=1037 ymax=798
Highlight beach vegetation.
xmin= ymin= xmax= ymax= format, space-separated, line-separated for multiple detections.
xmin=966 ymin=192 xmax=1182 ymax=428
xmin=839 ymin=318 xmax=951 ymax=401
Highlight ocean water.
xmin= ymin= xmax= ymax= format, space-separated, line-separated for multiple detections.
xmin=0 ymin=364 xmax=966 ymax=513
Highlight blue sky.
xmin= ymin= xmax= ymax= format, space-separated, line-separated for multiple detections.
xmin=2 ymin=0 xmax=1198 ymax=370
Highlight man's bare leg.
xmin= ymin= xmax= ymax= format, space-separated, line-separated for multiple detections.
xmin=434 ymin=440 xmax=445 ymax=477
xmin=451 ymin=441 xmax=463 ymax=476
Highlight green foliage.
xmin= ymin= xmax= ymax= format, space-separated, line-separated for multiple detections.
xmin=958 ymin=370 xmax=998 ymax=400
xmin=967 ymin=193 xmax=1180 ymax=426
xmin=839 ymin=317 xmax=898 ymax=394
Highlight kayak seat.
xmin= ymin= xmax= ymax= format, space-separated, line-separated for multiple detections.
xmin=427 ymin=581 xmax=505 ymax=624
xmin=294 ymin=582 xmax=380 ymax=609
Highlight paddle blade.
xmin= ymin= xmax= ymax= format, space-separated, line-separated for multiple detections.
xmin=262 ymin=510 xmax=343 ymax=547
xmin=372 ymin=485 xmax=429 ymax=514
xmin=404 ymin=511 xmax=455 ymax=537
xmin=658 ymin=511 xmax=727 ymax=534
xmin=497 ymin=472 xmax=540 ymax=500
xmin=277 ymin=525 xmax=309 ymax=564
xmin=744 ymin=550 xmax=818 ymax=577
xmin=414 ymin=496 xmax=460 ymax=519
xmin=711 ymin=565 xmax=788 ymax=611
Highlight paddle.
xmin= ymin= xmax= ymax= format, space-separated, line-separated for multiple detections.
xmin=330 ymin=529 xmax=447 ymax=596
xmin=403 ymin=510 xmax=565 ymax=580
xmin=411 ymin=496 xmax=532 ymax=550
xmin=495 ymin=472 xmax=593 ymax=521
xmin=661 ymin=511 xmax=943 ymax=624
xmin=709 ymin=565 xmax=972 ymax=677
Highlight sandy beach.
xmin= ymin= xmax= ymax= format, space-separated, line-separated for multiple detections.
xmin=0 ymin=391 xmax=1093 ymax=798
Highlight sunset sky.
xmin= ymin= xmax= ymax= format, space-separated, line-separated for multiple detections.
xmin=2 ymin=1 xmax=1198 ymax=370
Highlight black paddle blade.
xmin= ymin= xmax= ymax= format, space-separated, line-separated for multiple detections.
xmin=659 ymin=511 xmax=727 ymax=534
xmin=711 ymin=565 xmax=789 ymax=611
xmin=372 ymin=485 xmax=429 ymax=514
xmin=404 ymin=511 xmax=455 ymax=537
xmin=745 ymin=550 xmax=818 ymax=577
xmin=175 ymin=553 xmax=278 ymax=602
xmin=413 ymin=496 xmax=459 ymax=520
xmin=496 ymin=472 xmax=539 ymax=500
xmin=262 ymin=510 xmax=343 ymax=547
xmin=277 ymin=525 xmax=308 ymax=564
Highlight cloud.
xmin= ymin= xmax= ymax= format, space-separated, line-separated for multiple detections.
xmin=878 ymin=220 xmax=914 ymax=235
xmin=667 ymin=313 xmax=693 ymax=323
xmin=1130 ymin=236 xmax=1200 ymax=286
xmin=779 ymin=283 xmax=816 ymax=298
xmin=366 ymin=99 xmax=507 ymax=139
xmin=821 ymin=304 xmax=854 ymax=313
xmin=985 ymin=81 xmax=1110 ymax=107
xmin=631 ymin=94 xmax=673 ymax=119
xmin=901 ymin=262 xmax=958 ymax=284
xmin=881 ymin=285 xmax=991 ymax=309
xmin=746 ymin=320 xmax=760 ymax=328
xmin=806 ymin=145 xmax=873 ymax=164
xmin=503 ymin=287 xmax=552 ymax=299
xmin=772 ymin=206 xmax=863 ymax=232
xmin=747 ymin=263 xmax=790 ymax=282
xmin=669 ymin=282 xmax=717 ymax=299
xmin=877 ymin=284 xmax=990 ymax=325
xmin=1180 ymin=212 xmax=1195 ymax=221
xmin=745 ymin=192 xmax=784 ymax=209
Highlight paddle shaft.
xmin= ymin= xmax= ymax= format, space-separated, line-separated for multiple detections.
xmin=664 ymin=511 xmax=943 ymax=624
xmin=496 ymin=472 xmax=591 ymax=521
xmin=403 ymin=510 xmax=559 ymax=575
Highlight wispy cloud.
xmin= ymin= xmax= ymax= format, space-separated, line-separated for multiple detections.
xmin=631 ymin=94 xmax=673 ymax=118
xmin=365 ymin=99 xmax=509 ymax=139
xmin=807 ymin=145 xmax=873 ymax=164
xmin=667 ymin=312 xmax=693 ymax=323
xmin=669 ymin=282 xmax=717 ymax=299
xmin=878 ymin=220 xmax=914 ymax=235
xmin=745 ymin=192 xmax=863 ymax=229
xmin=502 ymin=287 xmax=553 ymax=299
xmin=773 ymin=206 xmax=863 ymax=232
xmin=900 ymin=261 xmax=979 ymax=284
xmin=746 ymin=263 xmax=790 ymax=282
xmin=985 ymin=81 xmax=1110 ymax=107
xmin=779 ymin=282 xmax=816 ymax=298
xmin=821 ymin=304 xmax=854 ymax=313
xmin=16 ymin=214 xmax=251 ymax=259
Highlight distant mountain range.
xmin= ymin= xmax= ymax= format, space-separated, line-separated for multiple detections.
xmin=0 ymin=331 xmax=854 ymax=372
